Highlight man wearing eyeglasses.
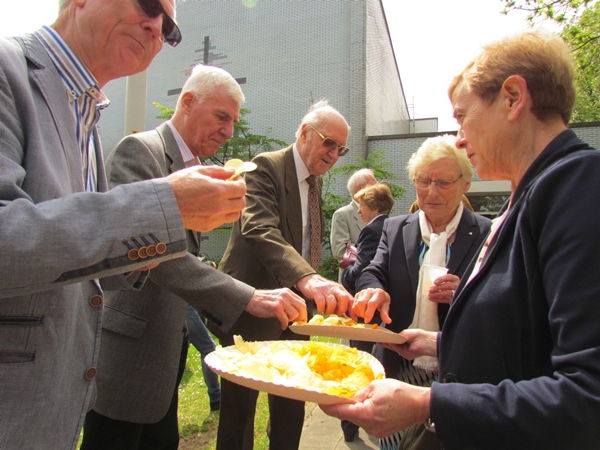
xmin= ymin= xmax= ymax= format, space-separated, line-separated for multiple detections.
xmin=0 ymin=1 xmax=248 ymax=449
xmin=213 ymin=100 xmax=354 ymax=450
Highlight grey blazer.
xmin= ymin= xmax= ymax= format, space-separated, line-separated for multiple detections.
xmin=331 ymin=200 xmax=364 ymax=281
xmin=93 ymin=123 xmax=255 ymax=423
xmin=330 ymin=201 xmax=363 ymax=260
xmin=0 ymin=34 xmax=188 ymax=449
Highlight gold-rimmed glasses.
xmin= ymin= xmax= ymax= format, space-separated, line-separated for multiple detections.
xmin=308 ymin=125 xmax=350 ymax=156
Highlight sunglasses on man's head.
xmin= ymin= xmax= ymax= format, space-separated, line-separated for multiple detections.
xmin=308 ymin=125 xmax=350 ymax=157
xmin=136 ymin=0 xmax=182 ymax=47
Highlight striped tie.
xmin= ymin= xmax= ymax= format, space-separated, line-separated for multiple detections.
xmin=306 ymin=175 xmax=321 ymax=271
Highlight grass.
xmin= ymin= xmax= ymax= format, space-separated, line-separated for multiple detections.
xmin=178 ymin=335 xmax=341 ymax=449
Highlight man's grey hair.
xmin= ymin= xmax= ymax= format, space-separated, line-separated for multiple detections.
xmin=347 ymin=168 xmax=375 ymax=196
xmin=294 ymin=99 xmax=350 ymax=139
xmin=176 ymin=64 xmax=245 ymax=110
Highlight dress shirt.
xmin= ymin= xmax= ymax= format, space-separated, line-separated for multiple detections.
xmin=292 ymin=144 xmax=312 ymax=262
xmin=166 ymin=120 xmax=196 ymax=163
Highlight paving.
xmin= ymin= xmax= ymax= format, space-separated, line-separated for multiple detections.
xmin=299 ymin=402 xmax=378 ymax=450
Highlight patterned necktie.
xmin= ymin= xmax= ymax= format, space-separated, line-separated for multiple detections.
xmin=306 ymin=175 xmax=321 ymax=270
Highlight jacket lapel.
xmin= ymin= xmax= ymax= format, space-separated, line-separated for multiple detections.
xmin=447 ymin=210 xmax=481 ymax=274
xmin=18 ymin=34 xmax=83 ymax=192
xmin=403 ymin=214 xmax=421 ymax=294
xmin=158 ymin=123 xmax=201 ymax=250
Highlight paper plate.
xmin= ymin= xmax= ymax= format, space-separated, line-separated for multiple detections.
xmin=289 ymin=324 xmax=407 ymax=344
xmin=205 ymin=340 xmax=384 ymax=405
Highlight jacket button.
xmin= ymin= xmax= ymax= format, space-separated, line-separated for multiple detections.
xmin=442 ymin=373 xmax=460 ymax=383
xmin=89 ymin=295 xmax=103 ymax=307
xmin=85 ymin=367 xmax=97 ymax=380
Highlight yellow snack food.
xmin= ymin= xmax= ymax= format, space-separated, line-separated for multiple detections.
xmin=299 ymin=314 xmax=379 ymax=329
xmin=216 ymin=336 xmax=384 ymax=398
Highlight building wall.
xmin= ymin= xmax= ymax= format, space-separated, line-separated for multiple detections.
xmin=365 ymin=0 xmax=410 ymax=136
xmin=100 ymin=0 xmax=406 ymax=166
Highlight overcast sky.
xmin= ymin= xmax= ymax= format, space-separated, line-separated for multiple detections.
xmin=4 ymin=0 xmax=553 ymax=132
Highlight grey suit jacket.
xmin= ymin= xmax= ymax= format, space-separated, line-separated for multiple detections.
xmin=331 ymin=200 xmax=364 ymax=281
xmin=215 ymin=146 xmax=320 ymax=342
xmin=0 ymin=34 xmax=188 ymax=449
xmin=331 ymin=201 xmax=363 ymax=260
xmin=93 ymin=123 xmax=255 ymax=423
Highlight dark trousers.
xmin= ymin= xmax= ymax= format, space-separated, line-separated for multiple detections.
xmin=80 ymin=337 xmax=189 ymax=450
xmin=216 ymin=328 xmax=308 ymax=450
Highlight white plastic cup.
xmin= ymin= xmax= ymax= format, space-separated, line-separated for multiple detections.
xmin=421 ymin=264 xmax=449 ymax=293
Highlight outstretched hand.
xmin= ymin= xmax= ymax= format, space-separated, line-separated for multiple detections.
xmin=295 ymin=274 xmax=352 ymax=316
xmin=352 ymin=288 xmax=392 ymax=325
xmin=244 ymin=288 xmax=307 ymax=329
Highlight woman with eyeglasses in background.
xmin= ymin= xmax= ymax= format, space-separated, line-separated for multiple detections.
xmin=352 ymin=135 xmax=491 ymax=450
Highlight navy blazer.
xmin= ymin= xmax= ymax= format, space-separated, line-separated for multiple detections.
xmin=357 ymin=208 xmax=491 ymax=332
xmin=342 ymin=214 xmax=387 ymax=295
xmin=432 ymin=130 xmax=600 ymax=449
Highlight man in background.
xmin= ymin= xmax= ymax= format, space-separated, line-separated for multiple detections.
xmin=214 ymin=99 xmax=354 ymax=450
xmin=331 ymin=168 xmax=377 ymax=282
xmin=80 ymin=64 xmax=306 ymax=450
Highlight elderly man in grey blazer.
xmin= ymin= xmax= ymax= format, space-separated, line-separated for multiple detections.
xmin=79 ymin=64 xmax=306 ymax=450
xmin=0 ymin=1 xmax=250 ymax=449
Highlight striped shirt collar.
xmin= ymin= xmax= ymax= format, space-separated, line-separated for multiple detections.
xmin=34 ymin=25 xmax=108 ymax=107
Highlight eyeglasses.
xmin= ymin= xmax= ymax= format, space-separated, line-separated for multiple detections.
xmin=413 ymin=174 xmax=463 ymax=190
xmin=137 ymin=0 xmax=182 ymax=47
xmin=308 ymin=125 xmax=350 ymax=156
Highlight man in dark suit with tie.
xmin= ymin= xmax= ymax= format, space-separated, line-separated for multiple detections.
xmin=80 ymin=64 xmax=307 ymax=450
xmin=214 ymin=100 xmax=354 ymax=450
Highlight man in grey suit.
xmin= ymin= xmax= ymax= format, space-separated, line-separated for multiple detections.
xmin=80 ymin=64 xmax=306 ymax=450
xmin=0 ymin=1 xmax=248 ymax=448
xmin=215 ymin=100 xmax=354 ymax=450
xmin=330 ymin=168 xmax=377 ymax=282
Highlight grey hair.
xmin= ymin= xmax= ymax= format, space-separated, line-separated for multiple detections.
xmin=176 ymin=64 xmax=245 ymax=110
xmin=347 ymin=168 xmax=375 ymax=196
xmin=407 ymin=134 xmax=473 ymax=181
xmin=294 ymin=99 xmax=350 ymax=139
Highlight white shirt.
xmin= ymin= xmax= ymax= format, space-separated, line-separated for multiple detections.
xmin=166 ymin=120 xmax=196 ymax=164
xmin=292 ymin=144 xmax=312 ymax=263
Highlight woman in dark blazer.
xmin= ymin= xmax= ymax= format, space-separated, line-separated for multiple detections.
xmin=355 ymin=135 xmax=492 ymax=450
xmin=342 ymin=182 xmax=394 ymax=296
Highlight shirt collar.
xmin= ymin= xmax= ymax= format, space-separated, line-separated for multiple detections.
xmin=34 ymin=26 xmax=108 ymax=106
xmin=292 ymin=143 xmax=311 ymax=183
xmin=166 ymin=121 xmax=196 ymax=163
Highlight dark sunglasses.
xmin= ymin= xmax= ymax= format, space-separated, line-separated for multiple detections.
xmin=308 ymin=125 xmax=350 ymax=156
xmin=137 ymin=0 xmax=182 ymax=47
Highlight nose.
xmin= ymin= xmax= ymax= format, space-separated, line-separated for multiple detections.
xmin=222 ymin=121 xmax=235 ymax=139
xmin=426 ymin=182 xmax=442 ymax=195
xmin=455 ymin=128 xmax=467 ymax=149
xmin=142 ymin=14 xmax=164 ymax=42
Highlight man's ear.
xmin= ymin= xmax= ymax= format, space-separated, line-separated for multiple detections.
xmin=180 ymin=92 xmax=196 ymax=113
xmin=300 ymin=123 xmax=309 ymax=142
xmin=502 ymin=75 xmax=528 ymax=122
